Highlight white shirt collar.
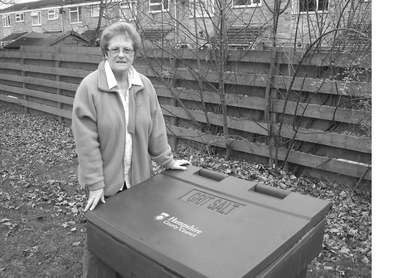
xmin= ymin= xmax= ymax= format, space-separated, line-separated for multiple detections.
xmin=104 ymin=60 xmax=143 ymax=90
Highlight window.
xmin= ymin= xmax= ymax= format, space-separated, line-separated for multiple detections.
xmin=48 ymin=9 xmax=58 ymax=20
xmin=299 ymin=0 xmax=329 ymax=12
xmin=31 ymin=11 xmax=41 ymax=25
xmin=232 ymin=0 xmax=261 ymax=8
xmin=91 ymin=5 xmax=100 ymax=17
xmin=119 ymin=2 xmax=135 ymax=21
xmin=149 ymin=0 xmax=168 ymax=13
xmin=15 ymin=13 xmax=24 ymax=22
xmin=2 ymin=15 xmax=11 ymax=27
xmin=229 ymin=44 xmax=249 ymax=50
xmin=69 ymin=7 xmax=82 ymax=23
xmin=190 ymin=0 xmax=214 ymax=18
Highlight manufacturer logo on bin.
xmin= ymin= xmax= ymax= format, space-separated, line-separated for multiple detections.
xmin=155 ymin=212 xmax=203 ymax=238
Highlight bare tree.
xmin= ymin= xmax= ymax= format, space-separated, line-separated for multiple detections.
xmin=264 ymin=0 xmax=291 ymax=47
xmin=100 ymin=0 xmax=371 ymax=180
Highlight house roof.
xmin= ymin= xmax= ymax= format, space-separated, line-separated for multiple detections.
xmin=4 ymin=32 xmax=59 ymax=48
xmin=141 ymin=28 xmax=173 ymax=42
xmin=208 ymin=25 xmax=267 ymax=46
xmin=332 ymin=24 xmax=371 ymax=52
xmin=3 ymin=30 xmax=88 ymax=49
xmin=0 ymin=0 xmax=93 ymax=14
xmin=80 ymin=28 xmax=103 ymax=42
xmin=51 ymin=30 xmax=89 ymax=45
xmin=227 ymin=26 xmax=267 ymax=45
xmin=0 ymin=32 xmax=27 ymax=42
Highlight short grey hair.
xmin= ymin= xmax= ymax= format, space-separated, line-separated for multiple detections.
xmin=100 ymin=22 xmax=141 ymax=56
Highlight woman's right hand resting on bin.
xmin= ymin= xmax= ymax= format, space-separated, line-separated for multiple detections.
xmin=84 ymin=188 xmax=105 ymax=211
xmin=83 ymin=160 xmax=190 ymax=211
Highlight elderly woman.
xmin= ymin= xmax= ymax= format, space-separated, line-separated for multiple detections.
xmin=72 ymin=22 xmax=189 ymax=277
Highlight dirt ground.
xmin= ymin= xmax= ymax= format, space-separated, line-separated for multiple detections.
xmin=0 ymin=104 xmax=371 ymax=277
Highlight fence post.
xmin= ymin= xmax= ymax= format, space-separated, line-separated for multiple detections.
xmin=55 ymin=46 xmax=62 ymax=122
xmin=264 ymin=47 xmax=280 ymax=167
xmin=20 ymin=46 xmax=28 ymax=114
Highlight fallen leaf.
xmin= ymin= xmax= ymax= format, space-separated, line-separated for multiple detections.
xmin=361 ymin=256 xmax=370 ymax=264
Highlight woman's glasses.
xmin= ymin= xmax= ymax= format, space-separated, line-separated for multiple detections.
xmin=107 ymin=47 xmax=134 ymax=55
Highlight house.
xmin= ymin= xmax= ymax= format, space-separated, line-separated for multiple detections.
xmin=3 ymin=30 xmax=89 ymax=49
xmin=0 ymin=0 xmax=134 ymax=46
xmin=1 ymin=0 xmax=371 ymax=51
xmin=136 ymin=0 xmax=371 ymax=50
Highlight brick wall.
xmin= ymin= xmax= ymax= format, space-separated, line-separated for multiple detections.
xmin=0 ymin=3 xmax=121 ymax=41
xmin=1 ymin=0 xmax=371 ymax=49
xmin=136 ymin=0 xmax=297 ymax=48
xmin=135 ymin=0 xmax=371 ymax=49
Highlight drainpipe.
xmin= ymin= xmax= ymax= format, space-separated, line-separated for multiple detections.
xmin=174 ymin=0 xmax=182 ymax=46
xmin=60 ymin=5 xmax=64 ymax=33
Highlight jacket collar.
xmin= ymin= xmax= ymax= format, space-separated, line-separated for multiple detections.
xmin=97 ymin=60 xmax=144 ymax=93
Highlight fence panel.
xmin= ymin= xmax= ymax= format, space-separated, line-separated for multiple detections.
xmin=0 ymin=46 xmax=371 ymax=185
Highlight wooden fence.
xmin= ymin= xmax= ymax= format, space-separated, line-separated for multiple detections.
xmin=0 ymin=46 xmax=371 ymax=186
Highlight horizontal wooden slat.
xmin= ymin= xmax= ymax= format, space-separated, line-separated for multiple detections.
xmin=22 ymin=64 xmax=92 ymax=78
xmin=162 ymin=105 xmax=371 ymax=153
xmin=151 ymin=68 xmax=267 ymax=87
xmin=0 ymin=95 xmax=72 ymax=119
xmin=0 ymin=73 xmax=79 ymax=92
xmin=163 ymin=104 xmax=271 ymax=136
xmin=0 ymin=62 xmax=20 ymax=71
xmin=0 ymin=84 xmax=74 ymax=105
xmin=1 ymin=47 xmax=371 ymax=68
xmin=0 ymin=66 xmax=370 ymax=99
xmin=0 ymin=62 xmax=92 ymax=78
xmin=139 ymin=48 xmax=371 ymax=68
xmin=156 ymin=86 xmax=370 ymax=125
xmin=23 ymin=45 xmax=102 ymax=55
xmin=273 ymin=100 xmax=371 ymax=125
xmin=0 ymin=51 xmax=102 ymax=64
xmin=156 ymin=86 xmax=266 ymax=110
xmin=167 ymin=125 xmax=371 ymax=180
xmin=147 ymin=68 xmax=369 ymax=97
xmin=273 ymin=76 xmax=370 ymax=97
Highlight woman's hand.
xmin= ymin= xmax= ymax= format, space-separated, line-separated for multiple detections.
xmin=84 ymin=188 xmax=106 ymax=211
xmin=170 ymin=160 xmax=191 ymax=170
